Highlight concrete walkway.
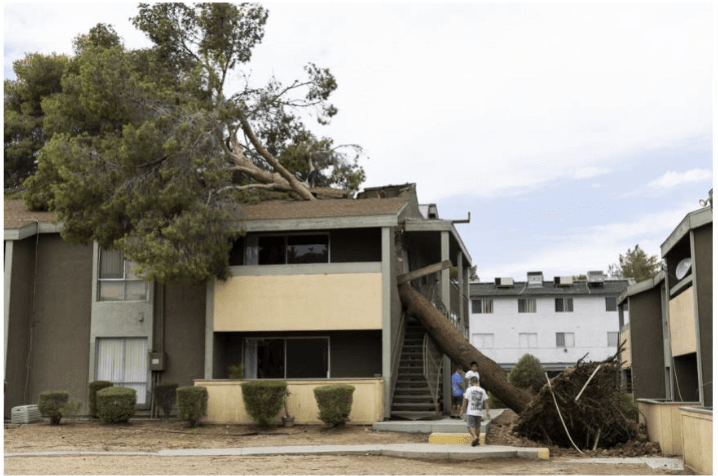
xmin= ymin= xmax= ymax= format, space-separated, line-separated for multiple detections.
xmin=372 ymin=408 xmax=506 ymax=434
xmin=5 ymin=443 xmax=547 ymax=461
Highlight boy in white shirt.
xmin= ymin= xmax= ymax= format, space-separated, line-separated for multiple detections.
xmin=461 ymin=376 xmax=490 ymax=446
xmin=464 ymin=361 xmax=480 ymax=389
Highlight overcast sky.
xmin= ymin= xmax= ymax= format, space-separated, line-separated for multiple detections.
xmin=4 ymin=2 xmax=714 ymax=281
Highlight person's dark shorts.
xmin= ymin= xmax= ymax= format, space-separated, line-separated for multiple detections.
xmin=466 ymin=414 xmax=482 ymax=428
xmin=452 ymin=395 xmax=463 ymax=406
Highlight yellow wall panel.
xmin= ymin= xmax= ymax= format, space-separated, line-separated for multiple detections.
xmin=214 ymin=273 xmax=383 ymax=331
xmin=668 ymin=287 xmax=696 ymax=357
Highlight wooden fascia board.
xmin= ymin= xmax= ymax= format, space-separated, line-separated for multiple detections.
xmin=236 ymin=214 xmax=400 ymax=233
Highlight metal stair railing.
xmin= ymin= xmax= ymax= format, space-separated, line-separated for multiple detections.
xmin=423 ymin=333 xmax=443 ymax=411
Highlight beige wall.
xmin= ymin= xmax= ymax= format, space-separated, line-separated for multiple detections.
xmin=637 ymin=400 xmax=700 ymax=456
xmin=668 ymin=287 xmax=696 ymax=357
xmin=196 ymin=379 xmax=384 ymax=424
xmin=620 ymin=328 xmax=631 ymax=367
xmin=214 ymin=274 xmax=383 ymax=332
xmin=680 ymin=408 xmax=713 ymax=474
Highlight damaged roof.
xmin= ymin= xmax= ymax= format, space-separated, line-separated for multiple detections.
xmin=4 ymin=199 xmax=57 ymax=229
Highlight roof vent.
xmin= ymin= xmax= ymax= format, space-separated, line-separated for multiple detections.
xmin=554 ymin=276 xmax=574 ymax=287
xmin=587 ymin=270 xmax=605 ymax=286
xmin=495 ymin=277 xmax=514 ymax=287
xmin=527 ymin=271 xmax=544 ymax=287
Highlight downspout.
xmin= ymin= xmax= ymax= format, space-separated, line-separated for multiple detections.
xmin=24 ymin=221 xmax=40 ymax=403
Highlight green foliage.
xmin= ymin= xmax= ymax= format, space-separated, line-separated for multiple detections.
xmin=60 ymin=400 xmax=83 ymax=419
xmin=88 ymin=381 xmax=114 ymax=417
xmin=313 ymin=384 xmax=355 ymax=427
xmin=154 ymin=382 xmax=178 ymax=419
xmin=20 ymin=4 xmax=365 ymax=286
xmin=4 ymin=52 xmax=68 ymax=189
xmin=38 ymin=390 xmax=69 ymax=425
xmin=241 ymin=380 xmax=287 ymax=428
xmin=228 ymin=364 xmax=244 ymax=380
xmin=618 ymin=392 xmax=639 ymax=422
xmin=608 ymin=245 xmax=660 ymax=282
xmin=96 ymin=387 xmax=137 ymax=423
xmin=508 ymin=354 xmax=545 ymax=393
xmin=177 ymin=386 xmax=208 ymax=428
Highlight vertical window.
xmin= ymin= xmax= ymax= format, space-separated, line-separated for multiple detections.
xmin=605 ymin=297 xmax=617 ymax=312
xmin=607 ymin=332 xmax=619 ymax=347
xmin=471 ymin=299 xmax=493 ymax=314
xmin=96 ymin=338 xmax=148 ymax=404
xmin=519 ymin=333 xmax=537 ymax=348
xmin=555 ymin=297 xmax=574 ymax=312
xmin=98 ymin=248 xmax=148 ymax=301
xmin=556 ymin=332 xmax=575 ymax=347
xmin=518 ymin=298 xmax=537 ymax=313
xmin=471 ymin=333 xmax=494 ymax=349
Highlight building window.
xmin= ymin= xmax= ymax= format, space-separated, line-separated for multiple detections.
xmin=518 ymin=298 xmax=537 ymax=313
xmin=96 ymin=338 xmax=148 ymax=404
xmin=98 ymin=248 xmax=149 ymax=301
xmin=556 ymin=332 xmax=575 ymax=348
xmin=554 ymin=297 xmax=573 ymax=312
xmin=472 ymin=333 xmax=494 ymax=349
xmin=605 ymin=297 xmax=617 ymax=312
xmin=607 ymin=332 xmax=619 ymax=347
xmin=471 ymin=299 xmax=493 ymax=314
xmin=245 ymin=234 xmax=330 ymax=265
xmin=244 ymin=337 xmax=329 ymax=379
xmin=519 ymin=333 xmax=537 ymax=348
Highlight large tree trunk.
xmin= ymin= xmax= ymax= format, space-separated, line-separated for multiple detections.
xmin=398 ymin=282 xmax=530 ymax=414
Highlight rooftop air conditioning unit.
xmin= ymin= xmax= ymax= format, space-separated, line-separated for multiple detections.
xmin=587 ymin=271 xmax=605 ymax=285
xmin=554 ymin=276 xmax=574 ymax=286
xmin=11 ymin=404 xmax=41 ymax=424
xmin=495 ymin=277 xmax=514 ymax=287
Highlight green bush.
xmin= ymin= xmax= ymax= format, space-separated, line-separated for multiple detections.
xmin=177 ymin=386 xmax=208 ymax=428
xmin=508 ymin=354 xmax=545 ymax=392
xmin=88 ymin=381 xmax=113 ymax=418
xmin=154 ymin=382 xmax=178 ymax=419
xmin=228 ymin=363 xmax=244 ymax=379
xmin=241 ymin=380 xmax=287 ymax=428
xmin=38 ymin=390 xmax=69 ymax=425
xmin=313 ymin=384 xmax=355 ymax=427
xmin=618 ymin=392 xmax=639 ymax=422
xmin=97 ymin=387 xmax=136 ymax=423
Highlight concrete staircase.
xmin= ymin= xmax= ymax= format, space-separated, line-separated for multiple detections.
xmin=391 ymin=320 xmax=443 ymax=420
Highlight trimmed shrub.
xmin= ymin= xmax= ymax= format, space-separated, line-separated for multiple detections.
xmin=97 ymin=387 xmax=136 ymax=423
xmin=154 ymin=382 xmax=178 ymax=419
xmin=38 ymin=390 xmax=69 ymax=425
xmin=241 ymin=380 xmax=287 ymax=428
xmin=313 ymin=384 xmax=355 ymax=427
xmin=88 ymin=381 xmax=113 ymax=418
xmin=177 ymin=386 xmax=208 ymax=428
xmin=228 ymin=363 xmax=244 ymax=379
xmin=508 ymin=354 xmax=545 ymax=393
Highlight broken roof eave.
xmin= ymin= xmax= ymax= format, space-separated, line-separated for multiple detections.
xmin=403 ymin=218 xmax=473 ymax=264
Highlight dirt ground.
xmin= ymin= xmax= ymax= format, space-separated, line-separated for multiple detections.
xmin=4 ymin=411 xmax=692 ymax=475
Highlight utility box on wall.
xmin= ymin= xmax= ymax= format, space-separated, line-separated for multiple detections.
xmin=149 ymin=352 xmax=166 ymax=371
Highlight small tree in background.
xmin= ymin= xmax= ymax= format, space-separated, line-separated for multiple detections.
xmin=508 ymin=354 xmax=545 ymax=393
xmin=608 ymin=244 xmax=660 ymax=282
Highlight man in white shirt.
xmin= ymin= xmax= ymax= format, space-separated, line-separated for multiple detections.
xmin=461 ymin=376 xmax=490 ymax=446
xmin=464 ymin=361 xmax=480 ymax=389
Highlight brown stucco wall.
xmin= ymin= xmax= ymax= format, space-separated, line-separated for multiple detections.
xmin=5 ymin=238 xmax=36 ymax=418
xmin=693 ymin=225 xmax=712 ymax=407
xmin=159 ymin=284 xmax=207 ymax=387
xmin=5 ymin=235 xmax=93 ymax=416
xmin=629 ymin=286 xmax=666 ymax=399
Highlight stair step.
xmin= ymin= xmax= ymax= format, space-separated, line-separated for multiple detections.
xmin=390 ymin=411 xmax=443 ymax=421
xmin=392 ymin=403 xmax=438 ymax=410
xmin=393 ymin=396 xmax=434 ymax=403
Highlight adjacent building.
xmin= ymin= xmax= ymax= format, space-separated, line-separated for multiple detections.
xmin=469 ymin=272 xmax=629 ymax=373
xmin=4 ymin=184 xmax=473 ymax=423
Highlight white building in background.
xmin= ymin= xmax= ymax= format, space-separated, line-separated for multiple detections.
xmin=469 ymin=271 xmax=629 ymax=373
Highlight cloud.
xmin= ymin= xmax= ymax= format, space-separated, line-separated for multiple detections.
xmin=646 ymin=169 xmax=713 ymax=190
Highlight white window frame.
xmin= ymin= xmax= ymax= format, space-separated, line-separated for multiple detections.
xmin=556 ymin=332 xmax=575 ymax=348
xmin=518 ymin=298 xmax=537 ymax=313
xmin=472 ymin=333 xmax=494 ymax=349
xmin=519 ymin=333 xmax=537 ymax=348
xmin=97 ymin=248 xmax=148 ymax=302
xmin=95 ymin=337 xmax=148 ymax=404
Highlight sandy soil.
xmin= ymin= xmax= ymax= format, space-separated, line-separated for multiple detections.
xmin=4 ymin=412 xmax=692 ymax=475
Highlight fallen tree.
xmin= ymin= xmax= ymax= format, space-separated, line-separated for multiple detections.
xmin=513 ymin=350 xmax=637 ymax=451
xmin=398 ymin=282 xmax=531 ymax=414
